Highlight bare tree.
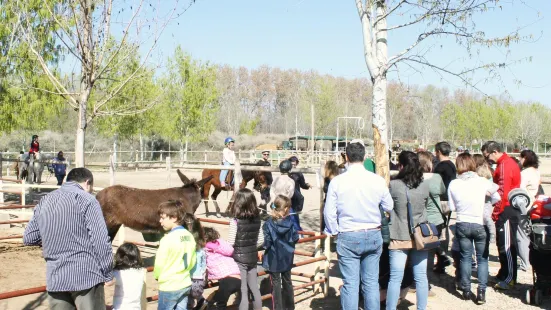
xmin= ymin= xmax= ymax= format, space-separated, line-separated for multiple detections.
xmin=355 ymin=0 xmax=533 ymax=181
xmin=6 ymin=0 xmax=192 ymax=166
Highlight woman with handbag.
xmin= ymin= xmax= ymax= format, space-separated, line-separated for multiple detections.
xmin=448 ymin=153 xmax=494 ymax=304
xmin=417 ymin=151 xmax=447 ymax=297
xmin=387 ymin=151 xmax=434 ymax=310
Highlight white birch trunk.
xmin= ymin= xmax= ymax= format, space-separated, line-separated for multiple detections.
xmin=356 ymin=0 xmax=390 ymax=182
xmin=74 ymin=92 xmax=89 ymax=168
xmin=139 ymin=133 xmax=144 ymax=161
xmin=113 ymin=133 xmax=118 ymax=166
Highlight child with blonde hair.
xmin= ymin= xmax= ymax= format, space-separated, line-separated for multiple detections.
xmin=261 ymin=195 xmax=300 ymax=310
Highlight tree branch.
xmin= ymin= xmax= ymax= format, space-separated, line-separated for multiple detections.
xmin=95 ymin=0 xmax=113 ymax=67
xmin=94 ymin=0 xmax=145 ymax=82
xmin=355 ymin=0 xmax=378 ymax=80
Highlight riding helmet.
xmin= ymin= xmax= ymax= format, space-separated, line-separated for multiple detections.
xmin=289 ymin=156 xmax=299 ymax=164
xmin=279 ymin=160 xmax=292 ymax=173
xmin=224 ymin=137 xmax=235 ymax=145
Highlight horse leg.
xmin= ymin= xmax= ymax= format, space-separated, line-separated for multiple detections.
xmin=108 ymin=224 xmax=122 ymax=243
xmin=202 ymin=181 xmax=212 ymax=216
xmin=211 ymin=188 xmax=223 ymax=218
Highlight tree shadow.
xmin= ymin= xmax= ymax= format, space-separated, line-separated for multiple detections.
xmin=22 ymin=292 xmax=47 ymax=310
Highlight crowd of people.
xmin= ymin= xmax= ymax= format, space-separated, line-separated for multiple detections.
xmin=19 ymin=136 xmax=543 ymax=310
xmin=23 ymin=167 xmax=300 ymax=310
xmin=323 ymin=140 xmax=540 ymax=309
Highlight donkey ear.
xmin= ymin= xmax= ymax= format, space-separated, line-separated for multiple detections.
xmin=177 ymin=169 xmax=191 ymax=185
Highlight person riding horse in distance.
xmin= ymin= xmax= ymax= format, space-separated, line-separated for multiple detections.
xmin=220 ymin=137 xmax=236 ymax=190
xmin=29 ymin=135 xmax=40 ymax=156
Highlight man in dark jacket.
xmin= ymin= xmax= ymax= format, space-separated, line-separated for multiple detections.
xmin=433 ymin=141 xmax=456 ymax=273
xmin=288 ymin=156 xmax=310 ymax=232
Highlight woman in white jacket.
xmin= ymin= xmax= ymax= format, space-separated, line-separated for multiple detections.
xmin=448 ymin=153 xmax=495 ymax=305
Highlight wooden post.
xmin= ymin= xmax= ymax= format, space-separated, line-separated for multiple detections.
xmin=0 ymin=152 xmax=3 ymax=178
xmin=323 ymin=235 xmax=330 ymax=297
xmin=0 ymin=180 xmax=3 ymax=204
xmin=109 ymin=155 xmax=115 ymax=186
xmin=319 ymin=161 xmax=325 ymax=234
xmin=160 ymin=150 xmax=164 ymax=162
xmin=204 ymin=151 xmax=207 ymax=163
xmin=234 ymin=160 xmax=242 ymax=194
xmin=313 ymin=232 xmax=322 ymax=294
xmin=166 ymin=156 xmax=171 ymax=187
xmin=21 ymin=179 xmax=26 ymax=207
xmin=135 ymin=150 xmax=139 ymax=172
xmin=311 ymin=104 xmax=315 ymax=166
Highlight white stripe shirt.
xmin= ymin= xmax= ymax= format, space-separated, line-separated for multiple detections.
xmin=23 ymin=182 xmax=113 ymax=291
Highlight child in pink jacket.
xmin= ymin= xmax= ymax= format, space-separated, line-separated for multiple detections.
xmin=204 ymin=227 xmax=241 ymax=309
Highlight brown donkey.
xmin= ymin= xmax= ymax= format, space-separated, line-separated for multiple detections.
xmin=97 ymin=169 xmax=212 ymax=241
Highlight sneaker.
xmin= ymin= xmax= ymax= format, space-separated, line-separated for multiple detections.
xmin=462 ymin=290 xmax=475 ymax=301
xmin=476 ymin=289 xmax=486 ymax=305
xmin=494 ymin=280 xmax=515 ymax=290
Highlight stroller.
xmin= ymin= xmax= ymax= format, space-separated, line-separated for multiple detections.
xmin=525 ymin=195 xmax=551 ymax=306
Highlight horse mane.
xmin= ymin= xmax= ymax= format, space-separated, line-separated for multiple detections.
xmin=183 ymin=179 xmax=198 ymax=188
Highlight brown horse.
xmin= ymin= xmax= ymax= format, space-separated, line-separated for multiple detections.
xmin=201 ymin=161 xmax=272 ymax=217
xmin=97 ymin=169 xmax=212 ymax=241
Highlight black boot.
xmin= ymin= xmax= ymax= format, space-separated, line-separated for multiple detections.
xmin=462 ymin=290 xmax=474 ymax=301
xmin=476 ymin=289 xmax=486 ymax=305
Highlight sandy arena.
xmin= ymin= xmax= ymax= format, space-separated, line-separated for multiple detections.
xmin=2 ymin=164 xmax=551 ymax=309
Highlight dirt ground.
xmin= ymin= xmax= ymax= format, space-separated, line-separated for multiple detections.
xmin=2 ymin=166 xmax=551 ymax=309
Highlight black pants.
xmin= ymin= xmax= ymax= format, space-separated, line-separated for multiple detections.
xmin=495 ymin=207 xmax=520 ymax=284
xmin=55 ymin=174 xmax=65 ymax=186
xmin=269 ymin=271 xmax=294 ymax=310
xmin=213 ymin=277 xmax=241 ymax=308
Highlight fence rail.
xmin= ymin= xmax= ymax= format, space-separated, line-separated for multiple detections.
xmin=0 ymin=217 xmax=331 ymax=307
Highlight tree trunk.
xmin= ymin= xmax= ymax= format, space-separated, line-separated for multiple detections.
xmin=74 ymin=98 xmax=88 ymax=168
xmin=372 ymin=75 xmax=389 ymax=182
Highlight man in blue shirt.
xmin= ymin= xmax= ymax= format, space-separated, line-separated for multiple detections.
xmin=324 ymin=141 xmax=393 ymax=310
xmin=24 ymin=168 xmax=113 ymax=309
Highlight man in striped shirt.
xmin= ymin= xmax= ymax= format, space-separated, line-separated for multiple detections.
xmin=24 ymin=168 xmax=113 ymax=310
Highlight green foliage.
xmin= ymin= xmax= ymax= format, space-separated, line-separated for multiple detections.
xmin=94 ymin=39 xmax=160 ymax=140
xmin=239 ymin=118 xmax=260 ymax=135
xmin=302 ymin=77 xmax=338 ymax=135
xmin=155 ymin=46 xmax=219 ymax=144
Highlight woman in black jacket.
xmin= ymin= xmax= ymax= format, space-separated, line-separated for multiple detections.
xmin=261 ymin=195 xmax=299 ymax=310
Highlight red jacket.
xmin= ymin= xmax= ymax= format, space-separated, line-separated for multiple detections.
xmin=492 ymin=153 xmax=521 ymax=221
xmin=29 ymin=141 xmax=40 ymax=154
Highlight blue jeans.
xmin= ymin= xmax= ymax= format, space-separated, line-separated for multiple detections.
xmin=337 ymin=230 xmax=383 ymax=310
xmin=158 ymin=286 xmax=191 ymax=310
xmin=387 ymin=249 xmax=428 ymax=310
xmin=456 ymin=222 xmax=489 ymax=291
xmin=219 ymin=161 xmax=231 ymax=184
xmin=290 ymin=207 xmax=303 ymax=232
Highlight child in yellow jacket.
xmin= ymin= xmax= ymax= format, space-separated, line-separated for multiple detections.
xmin=154 ymin=200 xmax=196 ymax=310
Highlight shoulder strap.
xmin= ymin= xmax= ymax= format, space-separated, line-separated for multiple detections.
xmin=406 ymin=187 xmax=415 ymax=235
xmin=429 ymin=193 xmax=448 ymax=224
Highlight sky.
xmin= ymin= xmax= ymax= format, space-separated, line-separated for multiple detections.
xmin=146 ymin=0 xmax=550 ymax=104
